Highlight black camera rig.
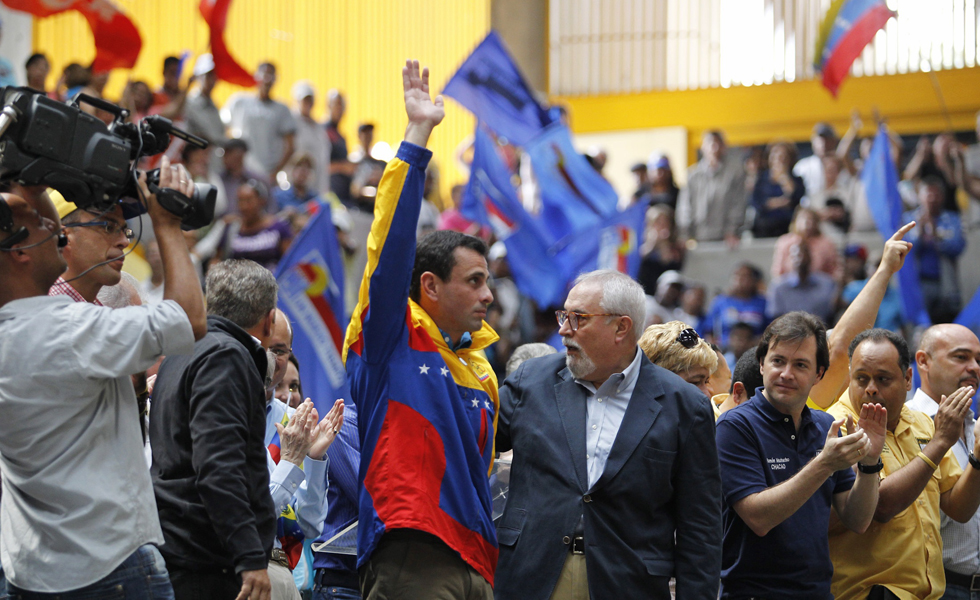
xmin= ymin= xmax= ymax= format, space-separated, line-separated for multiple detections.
xmin=0 ymin=87 xmax=216 ymax=230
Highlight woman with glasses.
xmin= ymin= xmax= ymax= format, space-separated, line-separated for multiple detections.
xmin=638 ymin=320 xmax=719 ymax=398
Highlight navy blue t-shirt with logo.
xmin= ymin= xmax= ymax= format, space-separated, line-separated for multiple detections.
xmin=716 ymin=389 xmax=854 ymax=599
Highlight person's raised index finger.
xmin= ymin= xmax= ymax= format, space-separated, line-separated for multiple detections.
xmin=890 ymin=221 xmax=915 ymax=241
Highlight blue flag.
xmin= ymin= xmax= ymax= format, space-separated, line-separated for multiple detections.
xmin=274 ymin=203 xmax=352 ymax=417
xmin=461 ymin=126 xmax=566 ymax=306
xmin=461 ymin=126 xmax=647 ymax=308
xmin=862 ymin=126 xmax=931 ymax=327
xmin=524 ymin=122 xmax=620 ymax=244
xmin=443 ymin=31 xmax=553 ymax=147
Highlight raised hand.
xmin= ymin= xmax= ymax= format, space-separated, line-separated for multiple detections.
xmin=820 ymin=417 xmax=872 ymax=472
xmin=276 ymin=401 xmax=316 ymax=466
xmin=855 ymin=403 xmax=887 ymax=464
xmin=402 ymin=59 xmax=445 ymax=148
xmin=934 ymin=386 xmax=975 ymax=449
xmin=308 ymin=399 xmax=345 ymax=459
xmin=879 ymin=221 xmax=915 ymax=275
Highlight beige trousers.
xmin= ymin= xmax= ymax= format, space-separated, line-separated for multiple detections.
xmin=549 ymin=553 xmax=590 ymax=600
xmin=269 ymin=561 xmax=302 ymax=600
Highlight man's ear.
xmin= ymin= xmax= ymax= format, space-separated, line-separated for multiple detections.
xmin=732 ymin=382 xmax=747 ymax=405
xmin=262 ymin=308 xmax=276 ymax=339
xmin=915 ymin=349 xmax=929 ymax=372
xmin=419 ymin=271 xmax=439 ymax=303
xmin=615 ymin=316 xmax=634 ymax=344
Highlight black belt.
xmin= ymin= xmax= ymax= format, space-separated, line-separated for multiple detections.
xmin=314 ymin=567 xmax=360 ymax=591
xmin=945 ymin=569 xmax=980 ymax=591
xmin=569 ymin=536 xmax=585 ymax=555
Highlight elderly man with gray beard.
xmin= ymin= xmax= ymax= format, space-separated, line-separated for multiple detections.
xmin=495 ymin=270 xmax=722 ymax=600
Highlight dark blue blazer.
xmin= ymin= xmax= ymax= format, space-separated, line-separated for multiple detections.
xmin=494 ymin=352 xmax=721 ymax=600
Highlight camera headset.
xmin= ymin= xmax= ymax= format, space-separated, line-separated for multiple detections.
xmin=0 ymin=194 xmax=67 ymax=252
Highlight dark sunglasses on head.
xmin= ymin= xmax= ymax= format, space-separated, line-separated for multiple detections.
xmin=676 ymin=328 xmax=700 ymax=349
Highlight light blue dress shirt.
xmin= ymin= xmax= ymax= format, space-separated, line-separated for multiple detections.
xmin=574 ymin=347 xmax=643 ymax=489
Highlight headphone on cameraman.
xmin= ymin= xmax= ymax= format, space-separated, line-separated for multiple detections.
xmin=0 ymin=196 xmax=28 ymax=251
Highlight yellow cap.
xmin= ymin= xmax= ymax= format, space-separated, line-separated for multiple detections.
xmin=48 ymin=189 xmax=78 ymax=220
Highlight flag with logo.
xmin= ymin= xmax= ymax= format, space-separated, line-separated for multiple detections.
xmin=199 ymin=0 xmax=255 ymax=87
xmin=814 ymin=0 xmax=897 ymax=96
xmin=2 ymin=0 xmax=142 ymax=71
xmin=523 ymin=122 xmax=621 ymax=244
xmin=273 ymin=201 xmax=350 ymax=566
xmin=443 ymin=31 xmax=553 ymax=147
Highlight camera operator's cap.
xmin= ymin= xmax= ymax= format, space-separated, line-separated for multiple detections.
xmin=49 ymin=189 xmax=77 ymax=220
xmin=292 ymin=80 xmax=316 ymax=102
xmin=49 ymin=188 xmax=147 ymax=221
xmin=193 ymin=53 xmax=215 ymax=77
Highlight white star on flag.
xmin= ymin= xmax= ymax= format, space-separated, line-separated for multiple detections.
xmin=484 ymin=400 xmax=492 ymax=410
xmin=419 ymin=364 xmax=430 ymax=375
xmin=440 ymin=367 xmax=449 ymax=377
xmin=471 ymin=399 xmax=480 ymax=408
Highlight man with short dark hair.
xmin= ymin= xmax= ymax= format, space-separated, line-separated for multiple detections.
xmin=49 ymin=189 xmax=135 ymax=303
xmin=676 ymin=130 xmax=746 ymax=246
xmin=225 ymin=62 xmax=297 ymax=178
xmin=716 ymin=311 xmax=885 ymax=598
xmin=829 ymin=326 xmax=980 ymax=600
xmin=151 ymin=259 xmax=283 ymax=600
xmin=714 ymin=344 xmax=765 ymax=417
xmin=343 ymin=61 xmax=498 ymax=599
xmin=0 ymin=164 xmax=206 ymax=598
xmin=496 ymin=270 xmax=721 ymax=599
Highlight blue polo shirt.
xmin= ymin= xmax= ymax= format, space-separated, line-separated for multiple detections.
xmin=716 ymin=389 xmax=854 ymax=599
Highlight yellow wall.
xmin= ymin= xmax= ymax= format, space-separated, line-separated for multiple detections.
xmin=559 ymin=67 xmax=980 ymax=165
xmin=32 ymin=0 xmax=490 ymax=205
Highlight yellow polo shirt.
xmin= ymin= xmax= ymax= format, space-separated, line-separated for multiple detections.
xmin=711 ymin=393 xmax=727 ymax=420
xmin=827 ymin=400 xmax=961 ymax=600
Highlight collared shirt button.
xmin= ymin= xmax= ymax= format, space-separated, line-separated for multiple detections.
xmin=598 ymin=398 xmax=603 ymax=403
xmin=592 ymin=424 xmax=597 ymax=430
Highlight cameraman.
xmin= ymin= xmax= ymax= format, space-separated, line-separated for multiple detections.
xmin=48 ymin=187 xmax=134 ymax=303
xmin=0 ymin=158 xmax=207 ymax=598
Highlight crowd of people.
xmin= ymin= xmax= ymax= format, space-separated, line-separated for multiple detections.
xmin=1 ymin=51 xmax=980 ymax=600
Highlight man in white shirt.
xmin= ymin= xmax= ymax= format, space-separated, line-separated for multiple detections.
xmin=0 ymin=163 xmax=207 ymax=597
xmin=906 ymin=323 xmax=980 ymax=598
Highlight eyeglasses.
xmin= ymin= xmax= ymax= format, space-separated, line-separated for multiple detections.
xmin=269 ymin=346 xmax=292 ymax=358
xmin=555 ymin=310 xmax=622 ymax=332
xmin=676 ymin=328 xmax=701 ymax=349
xmin=65 ymin=221 xmax=135 ymax=241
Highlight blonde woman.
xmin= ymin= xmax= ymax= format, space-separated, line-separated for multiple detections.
xmin=638 ymin=320 xmax=718 ymax=398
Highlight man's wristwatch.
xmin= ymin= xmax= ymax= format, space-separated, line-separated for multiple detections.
xmin=857 ymin=458 xmax=884 ymax=474
xmin=969 ymin=453 xmax=980 ymax=470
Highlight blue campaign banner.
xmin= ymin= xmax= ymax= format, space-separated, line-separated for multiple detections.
xmin=862 ymin=126 xmax=931 ymax=327
xmin=524 ymin=122 xmax=620 ymax=245
xmin=558 ymin=200 xmax=648 ymax=281
xmin=274 ymin=202 xmax=352 ymax=416
xmin=443 ymin=31 xmax=553 ymax=147
xmin=460 ymin=126 xmax=567 ymax=307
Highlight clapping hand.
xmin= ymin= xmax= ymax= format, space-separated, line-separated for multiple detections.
xmin=854 ymin=403 xmax=887 ymax=465
xmin=307 ymin=399 xmax=346 ymax=460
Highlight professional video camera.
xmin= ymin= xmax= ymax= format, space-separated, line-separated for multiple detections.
xmin=0 ymin=87 xmax=216 ymax=229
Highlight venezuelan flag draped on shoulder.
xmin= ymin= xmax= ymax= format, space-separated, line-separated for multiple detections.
xmin=815 ymin=0 xmax=897 ymax=96
xmin=342 ymin=84 xmax=500 ymax=584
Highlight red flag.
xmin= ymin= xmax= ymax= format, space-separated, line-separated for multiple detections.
xmin=199 ymin=0 xmax=254 ymax=87
xmin=1 ymin=0 xmax=141 ymax=71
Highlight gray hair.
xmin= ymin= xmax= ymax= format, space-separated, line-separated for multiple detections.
xmin=205 ymin=259 xmax=278 ymax=329
xmin=573 ymin=270 xmax=646 ymax=344
xmin=97 ymin=271 xmax=144 ymax=308
xmin=506 ymin=343 xmax=558 ymax=377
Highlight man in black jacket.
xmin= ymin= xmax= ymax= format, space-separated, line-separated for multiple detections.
xmin=151 ymin=259 xmax=280 ymax=600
